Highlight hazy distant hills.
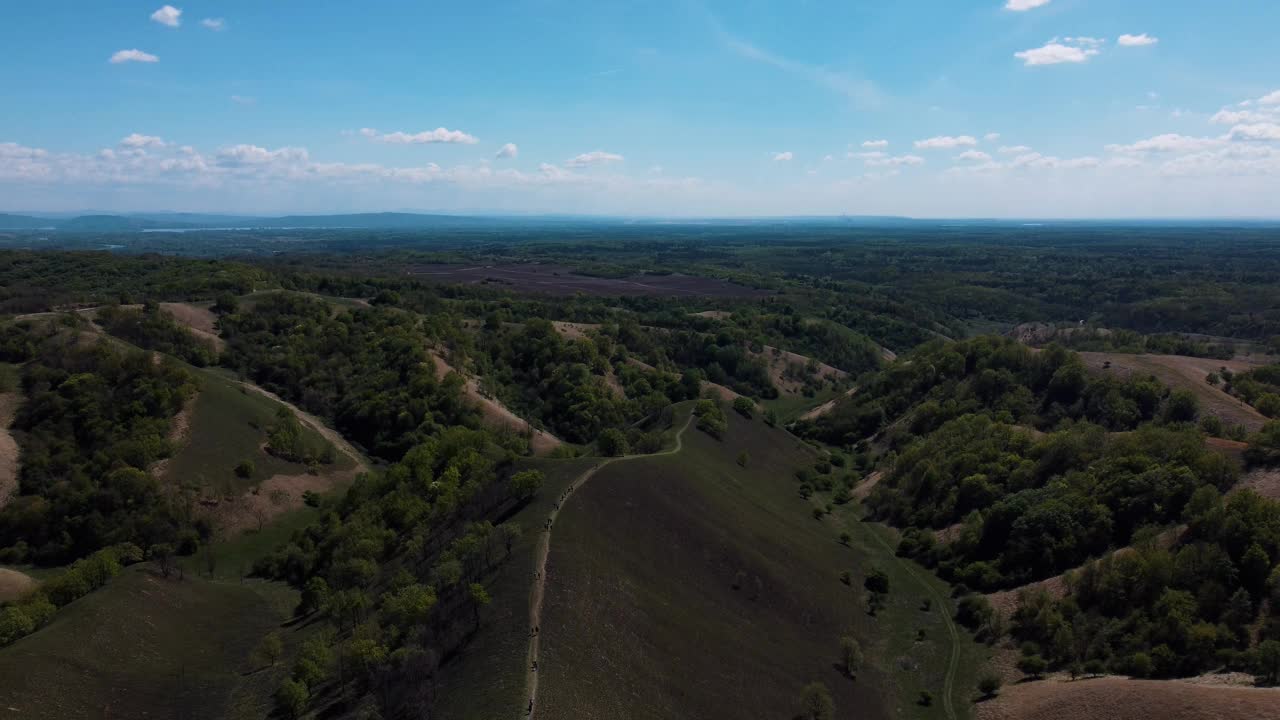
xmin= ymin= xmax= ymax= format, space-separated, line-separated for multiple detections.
xmin=0 ymin=211 xmax=509 ymax=231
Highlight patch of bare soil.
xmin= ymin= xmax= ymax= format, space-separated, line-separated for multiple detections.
xmin=691 ymin=310 xmax=732 ymax=320
xmin=550 ymin=321 xmax=600 ymax=341
xmin=0 ymin=567 xmax=37 ymax=603
xmin=1234 ymin=468 xmax=1280 ymax=501
xmin=205 ymin=469 xmax=359 ymax=536
xmin=752 ymin=345 xmax=848 ymax=397
xmin=0 ymin=393 xmax=21 ymax=509
xmin=625 ymin=357 xmax=657 ymax=373
xmin=851 ymin=470 xmax=883 ymax=500
xmin=429 ymin=353 xmax=563 ymax=455
xmin=798 ymin=387 xmax=858 ymax=422
xmin=151 ymin=393 xmax=197 ymax=480
xmin=975 ymin=675 xmax=1280 ymax=720
xmin=934 ymin=522 xmax=965 ymax=544
xmin=1078 ymin=352 xmax=1268 ymax=432
xmin=986 ymin=574 xmax=1070 ymax=619
xmin=700 ymin=381 xmax=742 ymax=404
xmin=159 ymin=302 xmax=225 ymax=352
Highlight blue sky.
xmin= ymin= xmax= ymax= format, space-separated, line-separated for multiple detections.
xmin=2 ymin=0 xmax=1278 ymax=217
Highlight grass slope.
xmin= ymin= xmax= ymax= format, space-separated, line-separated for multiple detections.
xmin=163 ymin=367 xmax=348 ymax=496
xmin=0 ymin=565 xmax=281 ymax=720
xmin=432 ymin=455 xmax=600 ymax=720
xmin=534 ymin=410 xmax=893 ymax=720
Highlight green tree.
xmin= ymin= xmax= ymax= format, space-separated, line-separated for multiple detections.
xmin=254 ymin=632 xmax=284 ymax=668
xmin=1017 ymin=654 xmax=1048 ymax=680
xmin=977 ymin=672 xmax=1002 ymax=698
xmin=597 ymin=428 xmax=629 ymax=456
xmin=798 ymin=682 xmax=835 ymax=720
xmin=510 ymin=469 xmax=545 ymax=500
xmin=275 ymin=678 xmax=308 ymax=720
xmin=469 ymin=582 xmax=491 ymax=629
xmin=732 ymin=396 xmax=755 ymax=418
xmin=839 ymin=636 xmax=863 ymax=678
xmin=864 ymin=568 xmax=890 ymax=595
xmin=1257 ymin=640 xmax=1280 ymax=685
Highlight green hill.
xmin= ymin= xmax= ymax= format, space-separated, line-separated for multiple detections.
xmin=432 ymin=405 xmax=981 ymax=720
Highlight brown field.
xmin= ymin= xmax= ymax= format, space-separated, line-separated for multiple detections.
xmin=1078 ymin=352 xmax=1268 ymax=432
xmin=700 ymin=380 xmax=742 ymax=403
xmin=0 ymin=567 xmax=37 ymax=603
xmin=1234 ymin=468 xmax=1280 ymax=501
xmin=690 ymin=310 xmax=732 ymax=320
xmin=159 ymin=302 xmax=226 ymax=352
xmin=429 ymin=353 xmax=563 ymax=455
xmin=851 ymin=469 xmax=883 ymax=500
xmin=0 ymin=393 xmax=19 ymax=508
xmin=550 ymin=321 xmax=600 ymax=341
xmin=753 ymin=345 xmax=847 ymax=397
xmin=975 ymin=676 xmax=1280 ymax=720
xmin=798 ymin=387 xmax=858 ymax=421
xmin=407 ymin=263 xmax=770 ymax=298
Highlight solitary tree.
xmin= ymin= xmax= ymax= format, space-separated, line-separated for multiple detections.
xmin=276 ymin=678 xmax=308 ymax=720
xmin=839 ymin=636 xmax=863 ymax=678
xmin=1017 ymin=654 xmax=1048 ymax=680
xmin=468 ymin=582 xmax=491 ymax=630
xmin=977 ymin=672 xmax=1002 ymax=698
xmin=255 ymin=632 xmax=284 ymax=668
xmin=798 ymin=682 xmax=835 ymax=720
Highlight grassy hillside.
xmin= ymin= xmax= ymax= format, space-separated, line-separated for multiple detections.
xmin=163 ymin=367 xmax=350 ymax=496
xmin=532 ymin=410 xmax=904 ymax=720
xmin=432 ymin=454 xmax=599 ymax=719
xmin=0 ymin=565 xmax=282 ymax=720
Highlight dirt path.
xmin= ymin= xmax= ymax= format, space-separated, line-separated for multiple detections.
xmin=235 ymin=381 xmax=370 ymax=474
xmin=523 ymin=412 xmax=694 ymax=720
xmin=798 ymin=386 xmax=858 ymax=422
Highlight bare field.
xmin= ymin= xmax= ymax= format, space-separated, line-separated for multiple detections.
xmin=408 ymin=263 xmax=770 ymax=298
xmin=159 ymin=302 xmax=226 ymax=352
xmin=753 ymin=345 xmax=847 ymax=397
xmin=0 ymin=567 xmax=37 ymax=603
xmin=975 ymin=676 xmax=1280 ymax=720
xmin=1078 ymin=352 xmax=1268 ymax=432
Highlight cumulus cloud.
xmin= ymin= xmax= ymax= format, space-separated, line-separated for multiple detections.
xmin=1229 ymin=123 xmax=1280 ymax=142
xmin=110 ymin=49 xmax=159 ymax=64
xmin=851 ymin=153 xmax=924 ymax=167
xmin=998 ymin=145 xmax=1032 ymax=154
xmin=358 ymin=127 xmax=479 ymax=145
xmin=1005 ymin=0 xmax=1050 ymax=10
xmin=201 ymin=18 xmax=225 ymax=31
xmin=495 ymin=143 xmax=519 ymax=159
xmin=773 ymin=151 xmax=794 ymax=161
xmin=1260 ymin=90 xmax=1280 ymax=107
xmin=861 ymin=139 xmax=889 ymax=149
xmin=1210 ymin=109 xmax=1274 ymax=125
xmin=956 ymin=150 xmax=992 ymax=162
xmin=1015 ymin=39 xmax=1102 ymax=66
xmin=120 ymin=133 xmax=167 ymax=149
xmin=914 ymin=135 xmax=978 ymax=150
xmin=1117 ymin=34 xmax=1159 ymax=47
xmin=150 ymin=5 xmax=182 ymax=27
xmin=565 ymin=151 xmax=624 ymax=167
xmin=1106 ymin=134 xmax=1225 ymax=154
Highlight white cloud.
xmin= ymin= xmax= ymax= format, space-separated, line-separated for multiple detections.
xmin=956 ymin=150 xmax=992 ymax=162
xmin=1229 ymin=123 xmax=1280 ymax=142
xmin=565 ymin=151 xmax=624 ymax=167
xmin=110 ymin=49 xmax=159 ymax=64
xmin=230 ymin=95 xmax=256 ymax=105
xmin=998 ymin=145 xmax=1032 ymax=154
xmin=1260 ymin=90 xmax=1280 ymax=107
xmin=150 ymin=5 xmax=182 ymax=27
xmin=201 ymin=18 xmax=225 ymax=31
xmin=1117 ymin=34 xmax=1159 ymax=47
xmin=1106 ymin=134 xmax=1225 ymax=154
xmin=1014 ymin=40 xmax=1101 ymax=66
xmin=358 ymin=127 xmax=479 ymax=145
xmin=1210 ymin=109 xmax=1272 ymax=125
xmin=1005 ymin=0 xmax=1050 ymax=10
xmin=914 ymin=135 xmax=977 ymax=150
xmin=120 ymin=133 xmax=167 ymax=149
xmin=861 ymin=153 xmax=924 ymax=168
xmin=861 ymin=139 xmax=889 ymax=149
xmin=495 ymin=143 xmax=519 ymax=159
xmin=773 ymin=151 xmax=794 ymax=161
xmin=984 ymin=133 xmax=1001 ymax=142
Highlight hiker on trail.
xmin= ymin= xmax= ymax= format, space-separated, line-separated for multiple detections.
xmin=532 ymin=660 xmax=538 ymax=671
xmin=528 ymin=699 xmax=533 ymax=714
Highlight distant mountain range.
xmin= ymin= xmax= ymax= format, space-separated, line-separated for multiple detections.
xmin=0 ymin=212 xmax=511 ymax=231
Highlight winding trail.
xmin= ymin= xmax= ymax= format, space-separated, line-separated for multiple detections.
xmin=522 ymin=412 xmax=694 ymax=719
